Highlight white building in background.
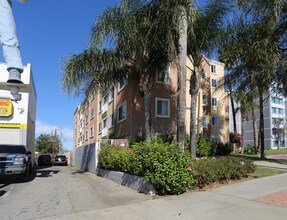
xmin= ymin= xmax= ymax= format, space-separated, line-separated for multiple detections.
xmin=229 ymin=90 xmax=287 ymax=150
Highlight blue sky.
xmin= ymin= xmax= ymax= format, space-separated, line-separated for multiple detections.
xmin=0 ymin=0 xmax=119 ymax=150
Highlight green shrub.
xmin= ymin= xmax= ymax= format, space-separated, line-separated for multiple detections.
xmin=243 ymin=145 xmax=257 ymax=155
xmin=97 ymin=144 xmax=132 ymax=172
xmin=215 ymin=142 xmax=233 ymax=156
xmin=192 ymin=157 xmax=255 ymax=188
xmin=130 ymin=142 xmax=195 ymax=195
xmin=196 ymin=134 xmax=216 ymax=157
xmin=98 ymin=142 xmax=195 ymax=195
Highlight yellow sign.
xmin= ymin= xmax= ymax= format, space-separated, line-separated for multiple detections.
xmin=0 ymin=99 xmax=13 ymax=117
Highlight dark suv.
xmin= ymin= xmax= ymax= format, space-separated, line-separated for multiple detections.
xmin=0 ymin=144 xmax=33 ymax=182
xmin=37 ymin=154 xmax=52 ymax=166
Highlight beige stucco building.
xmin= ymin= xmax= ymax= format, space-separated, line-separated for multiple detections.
xmin=72 ymin=56 xmax=229 ymax=171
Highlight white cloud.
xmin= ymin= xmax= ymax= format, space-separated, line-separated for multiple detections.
xmin=36 ymin=120 xmax=73 ymax=150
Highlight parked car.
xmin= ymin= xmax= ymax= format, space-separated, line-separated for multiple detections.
xmin=53 ymin=155 xmax=67 ymax=166
xmin=37 ymin=154 xmax=52 ymax=166
xmin=0 ymin=144 xmax=33 ymax=181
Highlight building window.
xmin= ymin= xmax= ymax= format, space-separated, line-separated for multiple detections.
xmin=98 ymin=100 xmax=102 ymax=113
xmin=211 ymin=116 xmax=218 ymax=126
xmin=109 ymin=114 xmax=114 ymax=128
xmin=85 ymin=114 xmax=89 ymax=124
xmin=156 ymin=66 xmax=170 ymax=83
xmin=201 ymin=71 xmax=206 ymax=81
xmin=211 ymin=79 xmax=217 ymax=88
xmin=202 ymin=94 xmax=208 ymax=106
xmin=103 ymin=118 xmax=108 ymax=128
xmin=109 ymin=87 xmax=114 ymax=102
xmin=212 ymin=97 xmax=218 ymax=107
xmin=99 ymin=122 xmax=102 ymax=133
xmin=118 ymin=101 xmax=127 ymax=122
xmin=202 ymin=116 xmax=207 ymax=128
xmin=90 ymin=90 xmax=96 ymax=101
xmin=85 ymin=130 xmax=88 ymax=140
xmin=211 ymin=64 xmax=216 ymax=74
xmin=90 ymin=126 xmax=94 ymax=137
xmin=91 ymin=108 xmax=94 ymax=119
xmin=118 ymin=78 xmax=127 ymax=92
xmin=272 ymin=97 xmax=283 ymax=105
xmin=155 ymin=98 xmax=170 ymax=118
xmin=272 ymin=107 xmax=284 ymax=115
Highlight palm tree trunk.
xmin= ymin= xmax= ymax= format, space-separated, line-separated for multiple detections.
xmin=252 ymin=106 xmax=258 ymax=150
xmin=143 ymin=89 xmax=151 ymax=142
xmin=241 ymin=113 xmax=245 ymax=154
xmin=228 ymin=72 xmax=237 ymax=134
xmin=190 ymin=68 xmax=199 ymax=160
xmin=177 ymin=7 xmax=187 ymax=150
xmin=259 ymin=90 xmax=265 ymax=159
xmin=190 ymin=92 xmax=198 ymax=159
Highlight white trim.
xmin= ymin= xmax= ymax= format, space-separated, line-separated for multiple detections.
xmin=156 ymin=65 xmax=170 ymax=84
xmin=117 ymin=101 xmax=127 ymax=123
xmin=155 ymin=97 xmax=170 ymax=118
xmin=118 ymin=78 xmax=127 ymax=93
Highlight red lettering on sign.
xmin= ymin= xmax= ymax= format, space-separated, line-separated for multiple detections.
xmin=0 ymin=101 xmax=9 ymax=106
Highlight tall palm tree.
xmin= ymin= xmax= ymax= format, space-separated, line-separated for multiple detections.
xmin=62 ymin=0 xmax=194 ymax=143
xmin=187 ymin=0 xmax=231 ymax=159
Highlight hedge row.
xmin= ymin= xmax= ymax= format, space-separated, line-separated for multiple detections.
xmin=98 ymin=141 xmax=255 ymax=195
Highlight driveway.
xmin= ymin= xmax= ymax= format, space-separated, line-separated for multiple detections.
xmin=0 ymin=166 xmax=150 ymax=220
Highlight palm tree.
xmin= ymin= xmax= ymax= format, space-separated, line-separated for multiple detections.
xmin=187 ymin=0 xmax=231 ymax=159
xmin=62 ymin=0 xmax=194 ymax=143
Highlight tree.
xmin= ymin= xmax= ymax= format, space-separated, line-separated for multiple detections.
xmin=62 ymin=0 xmax=195 ymax=144
xmin=35 ymin=130 xmax=63 ymax=154
xmin=187 ymin=0 xmax=231 ymax=159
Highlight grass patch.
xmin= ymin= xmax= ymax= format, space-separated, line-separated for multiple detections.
xmin=265 ymin=149 xmax=287 ymax=156
xmin=251 ymin=166 xmax=287 ymax=178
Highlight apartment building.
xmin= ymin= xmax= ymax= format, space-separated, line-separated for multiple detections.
xmin=73 ymin=56 xmax=228 ymax=171
xmin=229 ymin=90 xmax=287 ymax=150
xmin=186 ymin=56 xmax=229 ymax=143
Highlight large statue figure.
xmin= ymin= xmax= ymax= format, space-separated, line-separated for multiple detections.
xmin=0 ymin=0 xmax=27 ymax=83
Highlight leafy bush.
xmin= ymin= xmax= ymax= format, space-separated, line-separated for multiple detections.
xmin=243 ymin=145 xmax=257 ymax=155
xmin=98 ymin=142 xmax=195 ymax=195
xmin=192 ymin=157 xmax=255 ymax=188
xmin=97 ymin=144 xmax=132 ymax=172
xmin=196 ymin=134 xmax=216 ymax=157
xmin=215 ymin=142 xmax=233 ymax=156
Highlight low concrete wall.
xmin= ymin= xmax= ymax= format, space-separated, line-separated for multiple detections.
xmin=97 ymin=168 xmax=155 ymax=194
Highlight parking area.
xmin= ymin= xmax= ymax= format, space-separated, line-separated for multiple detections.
xmin=0 ymin=165 xmax=149 ymax=220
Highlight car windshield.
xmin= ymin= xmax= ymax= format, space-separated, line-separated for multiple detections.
xmin=55 ymin=155 xmax=66 ymax=159
xmin=39 ymin=155 xmax=51 ymax=159
xmin=0 ymin=145 xmax=26 ymax=154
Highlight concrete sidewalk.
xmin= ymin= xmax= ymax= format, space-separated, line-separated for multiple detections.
xmin=40 ymin=172 xmax=287 ymax=220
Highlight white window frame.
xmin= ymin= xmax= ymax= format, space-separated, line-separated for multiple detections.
xmin=109 ymin=114 xmax=114 ymax=128
xmin=99 ymin=122 xmax=102 ymax=133
xmin=109 ymin=87 xmax=114 ymax=103
xmin=156 ymin=66 xmax=170 ymax=84
xmin=202 ymin=94 xmax=208 ymax=106
xmin=211 ymin=116 xmax=218 ymax=126
xmin=90 ymin=126 xmax=94 ymax=138
xmin=118 ymin=101 xmax=127 ymax=123
xmin=91 ymin=108 xmax=95 ymax=119
xmin=212 ymin=97 xmax=218 ymax=107
xmin=211 ymin=79 xmax=217 ymax=88
xmin=118 ymin=78 xmax=127 ymax=92
xmin=211 ymin=64 xmax=217 ymax=74
xmin=85 ymin=130 xmax=88 ymax=140
xmin=202 ymin=116 xmax=207 ymax=128
xmin=155 ymin=97 xmax=170 ymax=118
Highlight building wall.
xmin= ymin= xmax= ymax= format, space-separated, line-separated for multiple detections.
xmin=185 ymin=57 xmax=228 ymax=143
